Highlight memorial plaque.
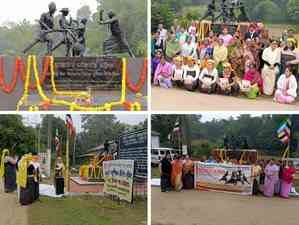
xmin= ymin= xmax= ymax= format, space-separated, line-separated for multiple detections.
xmin=44 ymin=57 xmax=122 ymax=90
xmin=118 ymin=128 xmax=147 ymax=181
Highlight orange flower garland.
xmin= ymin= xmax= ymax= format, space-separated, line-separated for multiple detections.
xmin=126 ymin=58 xmax=147 ymax=93
xmin=0 ymin=56 xmax=20 ymax=93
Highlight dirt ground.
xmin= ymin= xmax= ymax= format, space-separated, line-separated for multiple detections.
xmin=151 ymin=187 xmax=299 ymax=225
xmin=151 ymin=86 xmax=299 ymax=111
xmin=0 ymin=190 xmax=27 ymax=225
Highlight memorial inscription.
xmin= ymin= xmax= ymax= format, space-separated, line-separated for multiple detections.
xmin=44 ymin=57 xmax=122 ymax=90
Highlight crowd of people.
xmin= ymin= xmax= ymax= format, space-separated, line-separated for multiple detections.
xmin=159 ymin=151 xmax=297 ymax=199
xmin=152 ymin=21 xmax=299 ymax=103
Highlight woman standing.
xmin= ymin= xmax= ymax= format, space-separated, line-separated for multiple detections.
xmin=182 ymin=155 xmax=194 ymax=189
xmin=160 ymin=151 xmax=172 ymax=192
xmin=0 ymin=150 xmax=17 ymax=193
xmin=229 ymin=39 xmax=245 ymax=78
xmin=171 ymin=155 xmax=183 ymax=192
xmin=280 ymin=161 xmax=296 ymax=198
xmin=261 ymin=40 xmax=281 ymax=96
xmin=264 ymin=159 xmax=280 ymax=197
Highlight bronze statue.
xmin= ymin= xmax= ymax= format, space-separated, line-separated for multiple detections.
xmin=201 ymin=0 xmax=216 ymax=22
xmin=99 ymin=9 xmax=135 ymax=57
xmin=72 ymin=18 xmax=87 ymax=57
xmin=23 ymin=2 xmax=57 ymax=55
xmin=51 ymin=8 xmax=79 ymax=56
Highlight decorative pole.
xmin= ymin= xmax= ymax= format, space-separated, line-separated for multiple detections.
xmin=66 ymin=128 xmax=70 ymax=192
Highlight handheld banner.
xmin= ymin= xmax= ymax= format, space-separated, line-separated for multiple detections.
xmin=194 ymin=162 xmax=253 ymax=195
xmin=103 ymin=160 xmax=134 ymax=203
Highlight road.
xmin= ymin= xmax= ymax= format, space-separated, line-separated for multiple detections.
xmin=151 ymin=86 xmax=299 ymax=111
xmin=0 ymin=190 xmax=27 ymax=225
xmin=152 ymin=187 xmax=299 ymax=225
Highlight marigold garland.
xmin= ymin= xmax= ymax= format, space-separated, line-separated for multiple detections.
xmin=126 ymin=58 xmax=147 ymax=93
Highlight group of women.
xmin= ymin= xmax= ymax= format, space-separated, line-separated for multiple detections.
xmin=160 ymin=151 xmax=194 ymax=192
xmin=252 ymin=159 xmax=297 ymax=198
xmin=160 ymin=152 xmax=297 ymax=198
xmin=0 ymin=150 xmax=41 ymax=205
xmin=152 ymin=22 xmax=299 ymax=104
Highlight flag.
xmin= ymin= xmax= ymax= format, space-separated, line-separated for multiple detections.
xmin=66 ymin=114 xmax=75 ymax=137
xmin=277 ymin=118 xmax=291 ymax=144
xmin=54 ymin=129 xmax=62 ymax=157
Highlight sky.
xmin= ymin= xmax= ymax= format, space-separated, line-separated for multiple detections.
xmin=0 ymin=0 xmax=99 ymax=25
xmin=22 ymin=114 xmax=147 ymax=132
xmin=200 ymin=113 xmax=265 ymax=122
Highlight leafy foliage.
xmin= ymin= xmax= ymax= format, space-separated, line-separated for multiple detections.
xmin=287 ymin=0 xmax=299 ymax=22
xmin=152 ymin=115 xmax=299 ymax=157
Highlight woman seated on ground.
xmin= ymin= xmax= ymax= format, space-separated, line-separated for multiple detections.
xmin=216 ymin=62 xmax=240 ymax=96
xmin=183 ymin=57 xmax=200 ymax=91
xmin=182 ymin=155 xmax=194 ymax=190
xmin=171 ymin=56 xmax=184 ymax=87
xmin=153 ymin=55 xmax=173 ymax=88
xmin=280 ymin=161 xmax=296 ymax=198
xmin=274 ymin=66 xmax=297 ymax=104
xmin=240 ymin=62 xmax=263 ymax=99
xmin=198 ymin=59 xmax=218 ymax=94
xmin=171 ymin=155 xmax=183 ymax=192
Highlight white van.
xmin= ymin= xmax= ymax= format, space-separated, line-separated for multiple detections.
xmin=151 ymin=148 xmax=181 ymax=166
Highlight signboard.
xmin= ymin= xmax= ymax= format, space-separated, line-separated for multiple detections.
xmin=194 ymin=162 xmax=253 ymax=195
xmin=119 ymin=129 xmax=147 ymax=180
xmin=45 ymin=57 xmax=122 ymax=90
xmin=103 ymin=160 xmax=134 ymax=203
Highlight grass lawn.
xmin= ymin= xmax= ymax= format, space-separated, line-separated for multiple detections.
xmin=28 ymin=196 xmax=147 ymax=225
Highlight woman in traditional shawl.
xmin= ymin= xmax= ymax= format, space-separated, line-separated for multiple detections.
xmin=171 ymin=155 xmax=183 ymax=191
xmin=274 ymin=66 xmax=297 ymax=104
xmin=229 ymin=39 xmax=245 ymax=78
xmin=261 ymin=40 xmax=281 ymax=96
xmin=252 ymin=162 xmax=262 ymax=195
xmin=172 ymin=56 xmax=184 ymax=87
xmin=217 ymin=62 xmax=240 ymax=96
xmin=264 ymin=159 xmax=279 ymax=197
xmin=183 ymin=57 xmax=200 ymax=91
xmin=280 ymin=161 xmax=296 ymax=198
xmin=55 ymin=157 xmax=65 ymax=195
xmin=160 ymin=151 xmax=172 ymax=192
xmin=182 ymin=155 xmax=194 ymax=189
xmin=1 ymin=150 xmax=17 ymax=193
xmin=198 ymin=59 xmax=218 ymax=94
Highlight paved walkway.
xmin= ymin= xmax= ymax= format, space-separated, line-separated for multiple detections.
xmin=0 ymin=187 xmax=27 ymax=225
xmin=152 ymin=187 xmax=299 ymax=225
xmin=152 ymin=86 xmax=299 ymax=111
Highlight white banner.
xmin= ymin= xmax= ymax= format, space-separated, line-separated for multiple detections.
xmin=103 ymin=160 xmax=134 ymax=203
xmin=194 ymin=162 xmax=253 ymax=195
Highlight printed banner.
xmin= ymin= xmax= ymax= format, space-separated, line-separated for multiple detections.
xmin=103 ymin=160 xmax=134 ymax=203
xmin=194 ymin=162 xmax=253 ymax=195
xmin=38 ymin=149 xmax=51 ymax=177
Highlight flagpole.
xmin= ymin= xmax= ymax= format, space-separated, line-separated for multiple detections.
xmin=66 ymin=129 xmax=70 ymax=192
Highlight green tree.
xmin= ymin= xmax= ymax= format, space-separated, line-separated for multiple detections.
xmin=287 ymin=0 xmax=299 ymax=22
xmin=0 ymin=115 xmax=36 ymax=155
xmin=252 ymin=0 xmax=282 ymax=23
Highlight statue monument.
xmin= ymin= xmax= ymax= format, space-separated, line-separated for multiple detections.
xmin=99 ymin=9 xmax=135 ymax=57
